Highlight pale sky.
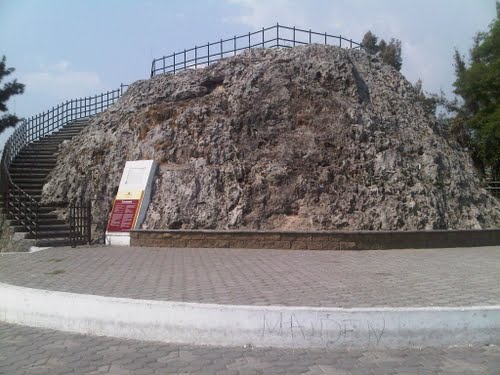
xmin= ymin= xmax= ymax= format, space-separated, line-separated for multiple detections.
xmin=0 ymin=0 xmax=497 ymax=146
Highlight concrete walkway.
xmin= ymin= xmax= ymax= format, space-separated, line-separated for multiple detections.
xmin=1 ymin=245 xmax=499 ymax=307
xmin=0 ymin=245 xmax=499 ymax=350
xmin=1 ymin=321 xmax=498 ymax=375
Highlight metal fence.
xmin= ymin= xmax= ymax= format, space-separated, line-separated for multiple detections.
xmin=486 ymin=181 xmax=500 ymax=199
xmin=69 ymin=200 xmax=92 ymax=247
xmin=0 ymin=88 xmax=123 ymax=241
xmin=151 ymin=24 xmax=363 ymax=77
xmin=2 ymin=89 xmax=121 ymax=168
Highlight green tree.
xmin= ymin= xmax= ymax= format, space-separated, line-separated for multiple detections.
xmin=0 ymin=56 xmax=25 ymax=134
xmin=362 ymin=31 xmax=402 ymax=71
xmin=381 ymin=38 xmax=402 ymax=71
xmin=452 ymin=3 xmax=500 ymax=179
xmin=361 ymin=31 xmax=378 ymax=54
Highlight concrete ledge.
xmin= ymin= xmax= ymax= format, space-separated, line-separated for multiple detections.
xmin=130 ymin=228 xmax=500 ymax=250
xmin=1 ymin=282 xmax=499 ymax=349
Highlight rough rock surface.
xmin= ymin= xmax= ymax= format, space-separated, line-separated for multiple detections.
xmin=42 ymin=45 xmax=500 ymax=236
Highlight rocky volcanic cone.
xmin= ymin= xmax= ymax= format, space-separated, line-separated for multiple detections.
xmin=43 ymin=45 xmax=500 ymax=236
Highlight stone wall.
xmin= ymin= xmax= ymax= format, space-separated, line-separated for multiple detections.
xmin=130 ymin=229 xmax=500 ymax=250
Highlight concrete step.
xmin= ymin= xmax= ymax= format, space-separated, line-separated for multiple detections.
xmin=11 ymin=161 xmax=57 ymax=168
xmin=55 ymin=129 xmax=85 ymax=135
xmin=18 ymin=150 xmax=58 ymax=156
xmin=5 ymin=194 xmax=42 ymax=201
xmin=12 ymin=224 xmax=69 ymax=233
xmin=36 ymin=238 xmax=86 ymax=247
xmin=5 ymin=187 xmax=42 ymax=194
xmin=45 ymin=129 xmax=83 ymax=135
xmin=27 ymin=144 xmax=62 ymax=149
xmin=11 ymin=172 xmax=49 ymax=179
xmin=53 ymin=127 xmax=85 ymax=133
xmin=14 ymin=212 xmax=57 ymax=219
xmin=12 ymin=182 xmax=45 ymax=189
xmin=15 ymin=154 xmax=57 ymax=160
xmin=56 ymin=130 xmax=85 ymax=136
xmin=24 ymin=144 xmax=59 ymax=153
xmin=8 ymin=217 xmax=62 ymax=226
xmin=66 ymin=119 xmax=89 ymax=124
xmin=10 ymin=167 xmax=53 ymax=174
xmin=10 ymin=177 xmax=47 ymax=184
xmin=59 ymin=129 xmax=86 ymax=134
xmin=26 ymin=230 xmax=70 ymax=239
xmin=41 ymin=135 xmax=78 ymax=141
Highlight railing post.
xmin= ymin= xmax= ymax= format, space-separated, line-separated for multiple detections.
xmin=262 ymin=27 xmax=265 ymax=47
xmin=277 ymin=23 xmax=279 ymax=46
xmin=87 ymin=201 xmax=92 ymax=244
xmin=340 ymin=35 xmax=342 ymax=48
xmin=207 ymin=43 xmax=210 ymax=66
xmin=309 ymin=29 xmax=312 ymax=44
xmin=293 ymin=26 xmax=296 ymax=47
xmin=184 ymin=49 xmax=187 ymax=70
xmin=173 ymin=53 xmax=176 ymax=74
xmin=233 ymin=36 xmax=236 ymax=55
xmin=35 ymin=201 xmax=38 ymax=241
xmin=220 ymin=39 xmax=223 ymax=59
xmin=69 ymin=203 xmax=74 ymax=248
xmin=5 ymin=181 xmax=9 ymax=217
xmin=195 ymin=46 xmax=198 ymax=68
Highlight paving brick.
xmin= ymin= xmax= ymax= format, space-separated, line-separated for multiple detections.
xmin=1 ymin=245 xmax=498 ymax=308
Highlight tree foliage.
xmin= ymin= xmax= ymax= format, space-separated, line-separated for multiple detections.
xmin=452 ymin=3 xmax=500 ymax=179
xmin=362 ymin=31 xmax=402 ymax=71
xmin=0 ymin=56 xmax=25 ymax=134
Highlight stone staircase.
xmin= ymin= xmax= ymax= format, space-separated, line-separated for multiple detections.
xmin=2 ymin=119 xmax=89 ymax=247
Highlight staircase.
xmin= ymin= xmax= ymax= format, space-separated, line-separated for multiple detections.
xmin=4 ymin=119 xmax=89 ymax=247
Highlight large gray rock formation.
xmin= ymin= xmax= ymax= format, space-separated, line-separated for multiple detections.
xmin=42 ymin=45 xmax=500 ymax=236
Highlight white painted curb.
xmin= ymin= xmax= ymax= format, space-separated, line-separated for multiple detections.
xmin=0 ymin=282 xmax=498 ymax=349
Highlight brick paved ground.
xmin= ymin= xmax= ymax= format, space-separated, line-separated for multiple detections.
xmin=0 ymin=322 xmax=498 ymax=375
xmin=0 ymin=245 xmax=499 ymax=307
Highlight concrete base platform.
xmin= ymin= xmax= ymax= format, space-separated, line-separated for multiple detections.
xmin=1 ymin=245 xmax=499 ymax=349
xmin=1 ymin=282 xmax=499 ymax=349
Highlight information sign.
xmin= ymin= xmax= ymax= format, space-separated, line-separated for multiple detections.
xmin=107 ymin=199 xmax=140 ymax=232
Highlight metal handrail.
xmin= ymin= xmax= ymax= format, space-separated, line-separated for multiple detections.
xmin=486 ymin=181 xmax=500 ymax=198
xmin=0 ymin=88 xmax=123 ymax=239
xmin=151 ymin=24 xmax=363 ymax=77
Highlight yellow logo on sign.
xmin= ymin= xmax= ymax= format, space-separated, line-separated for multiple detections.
xmin=116 ymin=189 xmax=143 ymax=200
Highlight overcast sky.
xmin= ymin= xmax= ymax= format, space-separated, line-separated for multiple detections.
xmin=0 ymin=0 xmax=497 ymax=145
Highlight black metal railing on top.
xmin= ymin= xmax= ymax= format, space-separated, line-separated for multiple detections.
xmin=2 ymin=88 xmax=121 ymax=167
xmin=0 ymin=87 xmax=124 ymax=242
xmin=150 ymin=24 xmax=363 ymax=77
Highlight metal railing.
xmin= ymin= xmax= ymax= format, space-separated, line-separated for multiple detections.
xmin=486 ymin=181 xmax=500 ymax=198
xmin=69 ymin=200 xmax=92 ymax=247
xmin=151 ymin=24 xmax=363 ymax=77
xmin=0 ymin=161 xmax=38 ymax=236
xmin=0 ymin=88 xmax=123 ymax=240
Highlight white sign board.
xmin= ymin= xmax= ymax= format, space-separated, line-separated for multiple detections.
xmin=106 ymin=160 xmax=157 ymax=246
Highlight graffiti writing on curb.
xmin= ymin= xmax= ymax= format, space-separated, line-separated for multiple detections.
xmin=261 ymin=312 xmax=386 ymax=347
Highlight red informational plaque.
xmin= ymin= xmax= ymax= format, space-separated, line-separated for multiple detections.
xmin=107 ymin=199 xmax=140 ymax=232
